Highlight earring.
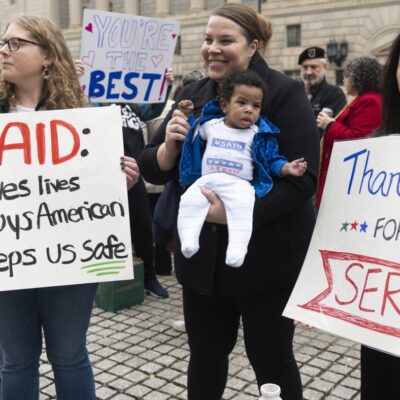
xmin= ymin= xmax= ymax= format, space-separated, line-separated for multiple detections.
xmin=42 ymin=65 xmax=50 ymax=79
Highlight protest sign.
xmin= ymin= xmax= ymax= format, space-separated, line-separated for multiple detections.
xmin=0 ymin=105 xmax=133 ymax=291
xmin=79 ymin=9 xmax=180 ymax=103
xmin=284 ymin=135 xmax=400 ymax=356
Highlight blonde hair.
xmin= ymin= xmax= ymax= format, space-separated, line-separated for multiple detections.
xmin=0 ymin=16 xmax=87 ymax=109
xmin=211 ymin=3 xmax=273 ymax=54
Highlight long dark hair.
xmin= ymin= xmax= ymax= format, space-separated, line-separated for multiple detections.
xmin=380 ymin=33 xmax=400 ymax=134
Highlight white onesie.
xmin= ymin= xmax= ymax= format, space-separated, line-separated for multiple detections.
xmin=177 ymin=117 xmax=257 ymax=267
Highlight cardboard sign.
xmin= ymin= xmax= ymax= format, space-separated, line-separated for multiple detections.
xmin=284 ymin=135 xmax=400 ymax=356
xmin=0 ymin=105 xmax=133 ymax=291
xmin=79 ymin=9 xmax=180 ymax=103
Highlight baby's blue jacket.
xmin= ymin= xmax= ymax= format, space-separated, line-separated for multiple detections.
xmin=179 ymin=99 xmax=288 ymax=198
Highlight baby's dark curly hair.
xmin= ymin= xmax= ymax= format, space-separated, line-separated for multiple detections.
xmin=218 ymin=70 xmax=267 ymax=107
xmin=345 ymin=56 xmax=383 ymax=95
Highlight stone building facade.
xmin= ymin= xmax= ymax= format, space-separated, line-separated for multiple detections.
xmin=0 ymin=0 xmax=399 ymax=84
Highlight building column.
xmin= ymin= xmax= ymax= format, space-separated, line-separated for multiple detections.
xmin=190 ymin=0 xmax=205 ymax=12
xmin=156 ymin=0 xmax=170 ymax=16
xmin=69 ymin=0 xmax=83 ymax=28
xmin=124 ymin=0 xmax=139 ymax=15
xmin=43 ymin=0 xmax=60 ymax=25
xmin=95 ymin=0 xmax=110 ymax=11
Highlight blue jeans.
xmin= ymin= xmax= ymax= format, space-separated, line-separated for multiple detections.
xmin=0 ymin=283 xmax=98 ymax=400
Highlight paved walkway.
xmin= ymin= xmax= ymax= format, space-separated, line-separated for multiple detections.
xmin=39 ymin=275 xmax=361 ymax=400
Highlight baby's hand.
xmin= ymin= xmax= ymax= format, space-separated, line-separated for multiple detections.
xmin=287 ymin=158 xmax=307 ymax=177
xmin=178 ymin=100 xmax=194 ymax=117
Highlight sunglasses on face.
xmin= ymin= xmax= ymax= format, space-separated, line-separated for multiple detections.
xmin=0 ymin=37 xmax=42 ymax=52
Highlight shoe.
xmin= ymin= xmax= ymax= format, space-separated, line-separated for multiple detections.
xmin=145 ymin=279 xmax=169 ymax=299
xmin=172 ymin=320 xmax=186 ymax=332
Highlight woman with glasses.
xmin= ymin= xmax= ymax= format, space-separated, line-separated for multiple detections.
xmin=0 ymin=16 xmax=139 ymax=399
xmin=315 ymin=56 xmax=383 ymax=209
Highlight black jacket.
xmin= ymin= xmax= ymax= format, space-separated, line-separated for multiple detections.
xmin=308 ymin=78 xmax=347 ymax=118
xmin=139 ymin=53 xmax=320 ymax=295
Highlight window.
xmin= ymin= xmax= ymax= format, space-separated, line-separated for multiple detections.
xmin=335 ymin=70 xmax=344 ymax=86
xmin=175 ymin=35 xmax=181 ymax=56
xmin=287 ymin=24 xmax=301 ymax=47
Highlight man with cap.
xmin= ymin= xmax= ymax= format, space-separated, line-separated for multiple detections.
xmin=298 ymin=46 xmax=346 ymax=136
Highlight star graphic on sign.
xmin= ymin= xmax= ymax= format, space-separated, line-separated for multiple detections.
xmin=351 ymin=221 xmax=358 ymax=230
xmin=360 ymin=221 xmax=368 ymax=232
xmin=340 ymin=222 xmax=349 ymax=232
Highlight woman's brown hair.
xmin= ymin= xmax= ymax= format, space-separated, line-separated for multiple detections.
xmin=211 ymin=3 xmax=273 ymax=54
xmin=0 ymin=16 xmax=87 ymax=110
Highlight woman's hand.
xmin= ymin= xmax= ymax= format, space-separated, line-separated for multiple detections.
xmin=317 ymin=111 xmax=335 ymax=130
xmin=121 ymin=156 xmax=139 ymax=190
xmin=157 ymin=108 xmax=190 ymax=171
xmin=166 ymin=67 xmax=174 ymax=86
xmin=293 ymin=320 xmax=313 ymax=328
xmin=74 ymin=59 xmax=85 ymax=77
xmin=201 ymin=187 xmax=227 ymax=225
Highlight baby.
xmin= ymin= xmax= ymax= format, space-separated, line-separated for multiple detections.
xmin=177 ymin=69 xmax=307 ymax=267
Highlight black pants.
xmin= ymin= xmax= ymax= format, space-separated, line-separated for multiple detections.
xmin=182 ymin=287 xmax=302 ymax=400
xmin=148 ymin=192 xmax=173 ymax=275
xmin=361 ymin=345 xmax=400 ymax=399
xmin=128 ymin=177 xmax=156 ymax=282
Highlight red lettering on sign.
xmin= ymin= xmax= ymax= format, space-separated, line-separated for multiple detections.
xmin=0 ymin=122 xmax=31 ymax=164
xmin=300 ymin=250 xmax=400 ymax=338
xmin=0 ymin=119 xmax=80 ymax=165
xmin=50 ymin=120 xmax=80 ymax=165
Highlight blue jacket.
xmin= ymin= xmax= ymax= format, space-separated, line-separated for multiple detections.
xmin=179 ymin=99 xmax=288 ymax=197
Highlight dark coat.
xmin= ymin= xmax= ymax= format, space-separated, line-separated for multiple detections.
xmin=308 ymin=78 xmax=347 ymax=118
xmin=139 ymin=53 xmax=320 ymax=295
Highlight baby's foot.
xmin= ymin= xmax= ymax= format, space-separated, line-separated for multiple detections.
xmin=181 ymin=242 xmax=199 ymax=258
xmin=225 ymin=251 xmax=245 ymax=267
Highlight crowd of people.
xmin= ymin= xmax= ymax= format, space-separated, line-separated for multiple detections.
xmin=0 ymin=4 xmax=399 ymax=400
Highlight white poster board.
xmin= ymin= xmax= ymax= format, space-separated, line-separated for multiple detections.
xmin=79 ymin=9 xmax=180 ymax=103
xmin=0 ymin=105 xmax=133 ymax=291
xmin=284 ymin=135 xmax=400 ymax=356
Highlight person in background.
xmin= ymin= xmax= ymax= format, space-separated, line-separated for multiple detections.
xmin=139 ymin=3 xmax=319 ymax=399
xmin=360 ymin=33 xmax=400 ymax=400
xmin=75 ymin=59 xmax=173 ymax=299
xmin=299 ymin=46 xmax=347 ymax=135
xmin=0 ymin=16 xmax=138 ymax=400
xmin=315 ymin=56 xmax=383 ymax=209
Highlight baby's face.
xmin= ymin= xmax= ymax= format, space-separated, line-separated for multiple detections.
xmin=221 ymin=84 xmax=263 ymax=129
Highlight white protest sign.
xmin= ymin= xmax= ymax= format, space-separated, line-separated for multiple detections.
xmin=79 ymin=9 xmax=180 ymax=103
xmin=0 ymin=105 xmax=133 ymax=291
xmin=284 ymin=135 xmax=400 ymax=356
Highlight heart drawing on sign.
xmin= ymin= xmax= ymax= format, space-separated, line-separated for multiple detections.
xmin=151 ymin=54 xmax=163 ymax=67
xmin=82 ymin=51 xmax=95 ymax=67
xmin=172 ymin=33 xmax=177 ymax=39
xmin=85 ymin=22 xmax=93 ymax=33
xmin=81 ymin=84 xmax=86 ymax=92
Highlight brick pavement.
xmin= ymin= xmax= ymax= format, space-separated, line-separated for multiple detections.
xmin=39 ymin=275 xmax=361 ymax=399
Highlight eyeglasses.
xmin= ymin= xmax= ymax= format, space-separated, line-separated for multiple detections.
xmin=0 ymin=37 xmax=42 ymax=52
